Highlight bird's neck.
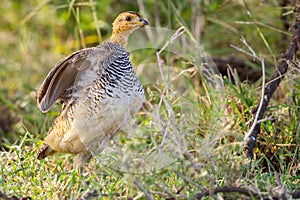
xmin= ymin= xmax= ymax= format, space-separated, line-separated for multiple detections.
xmin=110 ymin=30 xmax=131 ymax=48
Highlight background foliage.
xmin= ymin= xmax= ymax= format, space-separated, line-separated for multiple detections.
xmin=0 ymin=0 xmax=299 ymax=199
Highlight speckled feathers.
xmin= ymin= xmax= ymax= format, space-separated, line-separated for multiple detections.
xmin=36 ymin=12 xmax=148 ymax=170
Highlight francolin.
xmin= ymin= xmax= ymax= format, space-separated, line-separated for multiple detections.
xmin=36 ymin=11 xmax=148 ymax=170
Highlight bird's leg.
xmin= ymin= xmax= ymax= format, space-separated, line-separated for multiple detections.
xmin=73 ymin=150 xmax=92 ymax=173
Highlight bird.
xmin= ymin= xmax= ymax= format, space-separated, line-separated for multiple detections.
xmin=36 ymin=11 xmax=149 ymax=171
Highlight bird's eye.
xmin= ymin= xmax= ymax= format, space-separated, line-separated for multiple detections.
xmin=125 ymin=16 xmax=132 ymax=21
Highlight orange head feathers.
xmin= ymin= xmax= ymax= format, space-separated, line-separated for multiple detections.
xmin=110 ymin=11 xmax=149 ymax=47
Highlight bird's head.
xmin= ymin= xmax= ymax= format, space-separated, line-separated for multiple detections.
xmin=111 ymin=11 xmax=149 ymax=47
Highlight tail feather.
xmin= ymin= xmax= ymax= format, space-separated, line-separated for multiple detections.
xmin=37 ymin=143 xmax=56 ymax=160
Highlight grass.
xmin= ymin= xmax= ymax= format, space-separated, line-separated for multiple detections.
xmin=0 ymin=0 xmax=299 ymax=199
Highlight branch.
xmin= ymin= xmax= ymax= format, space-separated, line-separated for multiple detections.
xmin=243 ymin=1 xmax=300 ymax=158
xmin=194 ymin=186 xmax=300 ymax=200
xmin=193 ymin=186 xmax=261 ymax=199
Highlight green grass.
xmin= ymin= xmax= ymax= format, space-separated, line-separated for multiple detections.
xmin=0 ymin=0 xmax=299 ymax=199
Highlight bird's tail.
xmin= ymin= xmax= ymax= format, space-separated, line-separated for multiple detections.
xmin=37 ymin=143 xmax=56 ymax=160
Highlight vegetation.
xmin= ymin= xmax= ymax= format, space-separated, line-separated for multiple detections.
xmin=0 ymin=0 xmax=299 ymax=199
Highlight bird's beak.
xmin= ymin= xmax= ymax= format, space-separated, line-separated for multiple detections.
xmin=138 ymin=18 xmax=149 ymax=26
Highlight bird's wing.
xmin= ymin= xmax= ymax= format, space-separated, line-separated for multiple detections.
xmin=37 ymin=45 xmax=115 ymax=113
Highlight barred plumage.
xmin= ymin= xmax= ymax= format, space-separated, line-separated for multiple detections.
xmin=36 ymin=12 xmax=149 ymax=171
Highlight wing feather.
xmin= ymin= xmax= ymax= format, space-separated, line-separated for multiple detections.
xmin=37 ymin=44 xmax=114 ymax=113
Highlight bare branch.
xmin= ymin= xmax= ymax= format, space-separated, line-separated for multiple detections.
xmin=194 ymin=186 xmax=300 ymax=200
xmin=194 ymin=186 xmax=260 ymax=200
xmin=243 ymin=0 xmax=300 ymax=158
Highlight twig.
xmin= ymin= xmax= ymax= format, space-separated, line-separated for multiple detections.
xmin=243 ymin=57 xmax=265 ymax=142
xmin=256 ymin=117 xmax=275 ymax=123
xmin=231 ymin=38 xmax=267 ymax=145
xmin=243 ymin=1 xmax=300 ymax=158
xmin=193 ymin=186 xmax=261 ymax=200
xmin=155 ymin=26 xmax=185 ymax=149
xmin=156 ymin=26 xmax=186 ymax=96
xmin=157 ymin=26 xmax=186 ymax=55
xmin=156 ymin=51 xmax=169 ymax=96
xmin=159 ymin=94 xmax=174 ymax=151
xmin=175 ymin=171 xmax=205 ymax=191
xmin=134 ymin=179 xmax=154 ymax=200
xmin=230 ymin=36 xmax=260 ymax=60
xmin=194 ymin=186 xmax=300 ymax=200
